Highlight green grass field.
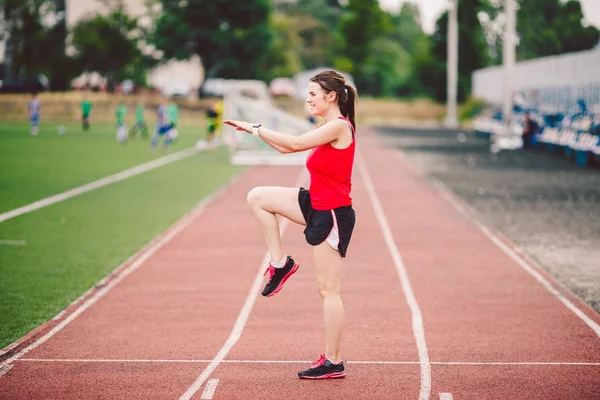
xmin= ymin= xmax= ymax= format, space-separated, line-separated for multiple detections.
xmin=0 ymin=122 xmax=244 ymax=349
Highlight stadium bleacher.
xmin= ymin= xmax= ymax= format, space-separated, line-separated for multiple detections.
xmin=472 ymin=87 xmax=600 ymax=168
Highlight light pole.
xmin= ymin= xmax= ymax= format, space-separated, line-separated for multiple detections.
xmin=444 ymin=0 xmax=459 ymax=129
xmin=502 ymin=0 xmax=517 ymax=135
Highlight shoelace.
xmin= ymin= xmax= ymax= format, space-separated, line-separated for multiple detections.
xmin=311 ymin=354 xmax=327 ymax=368
xmin=263 ymin=265 xmax=275 ymax=280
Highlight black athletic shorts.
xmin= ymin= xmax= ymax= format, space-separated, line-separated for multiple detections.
xmin=298 ymin=188 xmax=356 ymax=258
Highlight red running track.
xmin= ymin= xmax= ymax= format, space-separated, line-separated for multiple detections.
xmin=1 ymin=130 xmax=599 ymax=400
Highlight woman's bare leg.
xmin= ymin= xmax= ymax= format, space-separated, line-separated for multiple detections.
xmin=247 ymin=186 xmax=305 ymax=262
xmin=313 ymin=242 xmax=345 ymax=364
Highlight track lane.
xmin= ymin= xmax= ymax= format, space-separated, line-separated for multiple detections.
xmin=210 ymin=158 xmax=422 ymax=399
xmin=361 ymin=129 xmax=600 ymax=399
xmin=0 ymin=166 xmax=300 ymax=399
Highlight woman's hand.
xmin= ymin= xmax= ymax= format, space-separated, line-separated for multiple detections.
xmin=224 ymin=120 xmax=253 ymax=134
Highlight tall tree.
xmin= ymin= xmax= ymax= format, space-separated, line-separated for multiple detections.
xmin=479 ymin=0 xmax=600 ymax=64
xmin=46 ymin=0 xmax=69 ymax=90
xmin=0 ymin=0 xmax=71 ymax=88
xmin=152 ymin=0 xmax=273 ymax=81
xmin=389 ymin=2 xmax=428 ymax=56
xmin=262 ymin=13 xmax=303 ymax=79
xmin=386 ymin=2 xmax=431 ymax=96
xmin=282 ymin=0 xmax=343 ymax=69
xmin=1 ymin=0 xmax=48 ymax=79
xmin=337 ymin=0 xmax=390 ymax=92
xmin=71 ymin=3 xmax=145 ymax=89
xmin=517 ymin=0 xmax=599 ymax=60
xmin=361 ymin=37 xmax=411 ymax=97
xmin=1 ymin=1 xmax=15 ymax=83
xmin=419 ymin=0 xmax=488 ymax=102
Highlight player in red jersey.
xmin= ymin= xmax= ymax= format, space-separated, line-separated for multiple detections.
xmin=224 ymin=70 xmax=357 ymax=380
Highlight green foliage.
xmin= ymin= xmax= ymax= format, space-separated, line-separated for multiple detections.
xmin=423 ymin=0 xmax=489 ymax=103
xmin=262 ymin=13 xmax=303 ymax=79
xmin=282 ymin=0 xmax=342 ymax=69
xmin=361 ymin=37 xmax=411 ymax=97
xmin=517 ymin=0 xmax=600 ymax=60
xmin=3 ymin=0 xmax=598 ymax=104
xmin=459 ymin=96 xmax=488 ymax=121
xmin=389 ymin=2 xmax=428 ymax=56
xmin=71 ymin=2 xmax=146 ymax=88
xmin=152 ymin=0 xmax=273 ymax=80
xmin=1 ymin=0 xmax=71 ymax=89
xmin=338 ymin=0 xmax=391 ymax=89
xmin=385 ymin=3 xmax=432 ymax=97
xmin=480 ymin=0 xmax=600 ymax=64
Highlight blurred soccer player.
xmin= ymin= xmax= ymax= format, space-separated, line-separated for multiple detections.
xmin=81 ymin=93 xmax=93 ymax=132
xmin=151 ymin=99 xmax=177 ymax=151
xmin=116 ymin=103 xmax=128 ymax=143
xmin=28 ymin=92 xmax=41 ymax=135
xmin=129 ymin=102 xmax=148 ymax=139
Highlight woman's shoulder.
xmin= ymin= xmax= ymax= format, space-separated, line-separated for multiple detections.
xmin=327 ymin=117 xmax=352 ymax=130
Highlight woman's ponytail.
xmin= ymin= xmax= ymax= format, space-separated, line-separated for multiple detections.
xmin=342 ymin=84 xmax=357 ymax=131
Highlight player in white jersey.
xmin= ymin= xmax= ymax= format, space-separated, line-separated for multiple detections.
xmin=28 ymin=92 xmax=41 ymax=135
xmin=150 ymin=101 xmax=174 ymax=151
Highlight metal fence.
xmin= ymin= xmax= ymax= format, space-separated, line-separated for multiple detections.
xmin=473 ymin=47 xmax=600 ymax=112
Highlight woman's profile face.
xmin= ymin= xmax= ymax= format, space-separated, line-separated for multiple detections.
xmin=306 ymin=81 xmax=332 ymax=117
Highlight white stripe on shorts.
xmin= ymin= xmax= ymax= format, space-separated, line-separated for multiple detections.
xmin=326 ymin=210 xmax=340 ymax=251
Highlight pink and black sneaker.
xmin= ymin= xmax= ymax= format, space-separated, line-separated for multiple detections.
xmin=261 ymin=256 xmax=299 ymax=297
xmin=298 ymin=354 xmax=346 ymax=379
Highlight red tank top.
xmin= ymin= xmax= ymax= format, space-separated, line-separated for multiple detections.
xmin=305 ymin=116 xmax=355 ymax=210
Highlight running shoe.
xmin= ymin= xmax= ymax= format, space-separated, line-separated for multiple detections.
xmin=298 ymin=354 xmax=346 ymax=379
xmin=261 ymin=256 xmax=299 ymax=297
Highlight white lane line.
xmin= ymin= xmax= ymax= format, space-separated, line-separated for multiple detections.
xmin=51 ymin=310 xmax=67 ymax=321
xmin=0 ymin=365 xmax=12 ymax=378
xmin=439 ymin=393 xmax=453 ymax=400
xmin=0 ymin=343 xmax=19 ymax=357
xmin=0 ymin=240 xmax=26 ymax=245
xmin=0 ymin=147 xmax=197 ymax=224
xmin=17 ymin=358 xmax=600 ymax=366
xmin=179 ymin=170 xmax=308 ymax=400
xmin=431 ymin=361 xmax=600 ymax=366
xmin=0 ymin=175 xmax=241 ymax=372
xmin=18 ymin=359 xmax=214 ymax=363
xmin=200 ymin=379 xmax=219 ymax=400
xmin=357 ymin=150 xmax=431 ymax=400
xmin=432 ymin=179 xmax=600 ymax=338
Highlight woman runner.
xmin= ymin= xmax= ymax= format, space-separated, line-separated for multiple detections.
xmin=224 ymin=70 xmax=357 ymax=379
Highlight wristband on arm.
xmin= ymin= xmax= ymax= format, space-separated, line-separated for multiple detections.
xmin=252 ymin=124 xmax=261 ymax=136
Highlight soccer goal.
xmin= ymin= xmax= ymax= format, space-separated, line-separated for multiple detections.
xmin=223 ymin=80 xmax=313 ymax=166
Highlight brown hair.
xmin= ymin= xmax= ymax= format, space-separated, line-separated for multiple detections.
xmin=310 ymin=70 xmax=358 ymax=130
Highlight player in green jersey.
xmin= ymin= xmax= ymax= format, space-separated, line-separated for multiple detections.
xmin=129 ymin=102 xmax=148 ymax=138
xmin=81 ymin=94 xmax=92 ymax=132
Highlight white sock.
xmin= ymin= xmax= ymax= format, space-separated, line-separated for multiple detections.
xmin=271 ymin=255 xmax=287 ymax=268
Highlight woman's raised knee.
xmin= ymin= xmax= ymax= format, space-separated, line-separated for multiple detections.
xmin=247 ymin=186 xmax=266 ymax=208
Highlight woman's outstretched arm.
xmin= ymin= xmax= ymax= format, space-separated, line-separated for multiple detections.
xmin=224 ymin=119 xmax=345 ymax=153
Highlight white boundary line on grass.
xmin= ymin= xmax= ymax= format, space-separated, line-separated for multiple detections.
xmin=179 ymin=170 xmax=308 ymax=400
xmin=356 ymin=149 xmax=431 ymax=400
xmin=0 ymin=147 xmax=197 ymax=224
xmin=17 ymin=358 xmax=600 ymax=366
xmin=0 ymin=172 xmax=242 ymax=371
xmin=0 ymin=240 xmax=26 ymax=245
xmin=431 ymin=178 xmax=600 ymax=338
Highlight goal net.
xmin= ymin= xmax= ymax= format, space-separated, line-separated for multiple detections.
xmin=223 ymin=80 xmax=313 ymax=166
